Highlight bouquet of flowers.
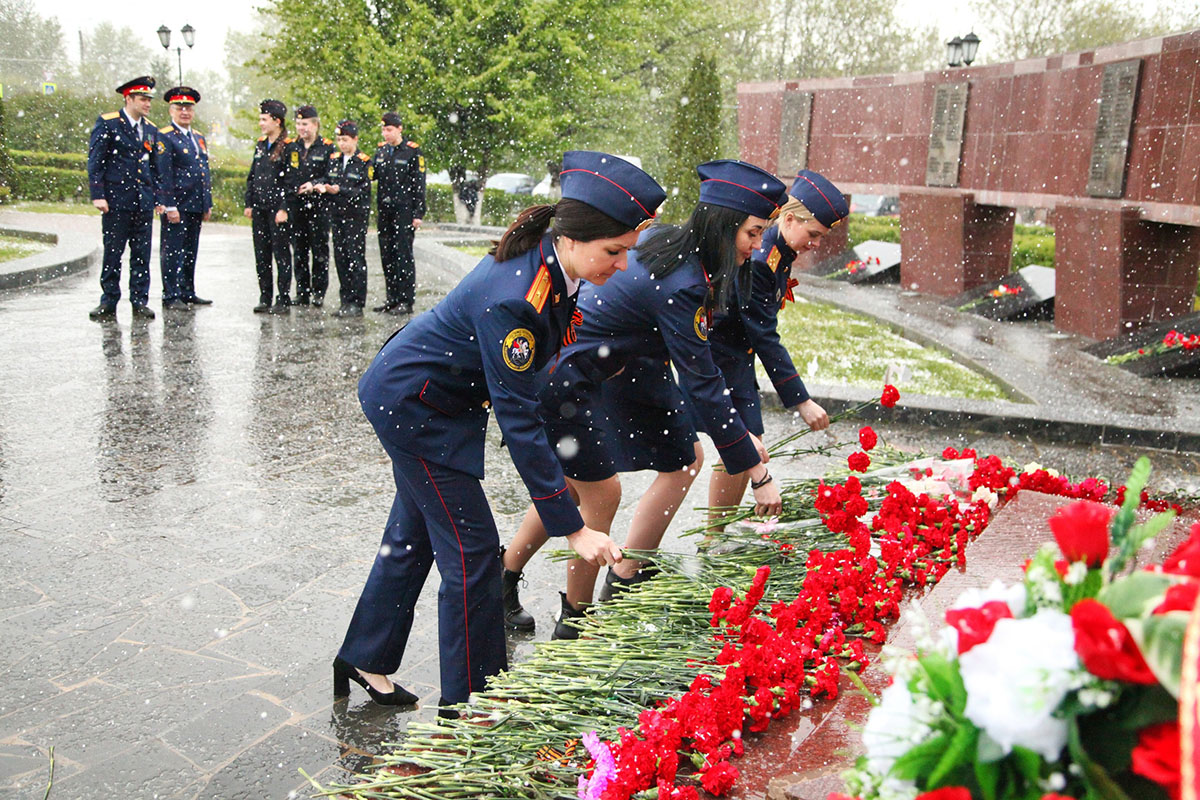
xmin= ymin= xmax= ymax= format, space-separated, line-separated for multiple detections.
xmin=834 ymin=458 xmax=1199 ymax=800
xmin=1107 ymin=329 xmax=1200 ymax=365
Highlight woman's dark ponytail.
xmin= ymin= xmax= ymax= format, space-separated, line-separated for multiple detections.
xmin=492 ymin=204 xmax=556 ymax=262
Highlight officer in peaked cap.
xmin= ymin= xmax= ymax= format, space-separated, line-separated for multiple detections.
xmin=154 ymin=86 xmax=213 ymax=310
xmin=283 ymin=104 xmax=336 ymax=306
xmin=686 ymin=169 xmax=849 ymax=534
xmin=502 ymin=158 xmax=788 ymax=637
xmin=87 ymin=76 xmax=160 ymax=321
xmin=369 ymin=111 xmax=426 ymax=315
xmin=335 ymin=150 xmax=664 ymax=714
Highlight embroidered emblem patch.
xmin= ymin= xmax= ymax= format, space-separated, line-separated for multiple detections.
xmin=290 ymin=151 xmax=299 ymax=168
xmin=503 ymin=328 xmax=535 ymax=371
xmin=418 ymin=155 xmax=425 ymax=172
xmin=156 ymin=141 xmax=166 ymax=154
xmin=693 ymin=306 xmax=709 ymax=342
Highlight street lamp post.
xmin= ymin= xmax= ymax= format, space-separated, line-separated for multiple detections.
xmin=946 ymin=32 xmax=980 ymax=68
xmin=156 ymin=24 xmax=196 ymax=85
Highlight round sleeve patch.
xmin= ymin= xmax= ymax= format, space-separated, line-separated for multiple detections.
xmin=156 ymin=140 xmax=166 ymax=155
xmin=502 ymin=328 xmax=536 ymax=371
xmin=693 ymin=307 xmax=709 ymax=341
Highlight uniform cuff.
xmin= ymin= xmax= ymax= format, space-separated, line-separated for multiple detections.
xmin=775 ymin=373 xmax=810 ymax=406
xmin=715 ymin=431 xmax=760 ymax=475
xmin=533 ymin=487 xmax=585 ymax=538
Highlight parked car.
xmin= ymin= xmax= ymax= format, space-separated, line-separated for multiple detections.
xmin=427 ymin=169 xmax=478 ymax=186
xmin=850 ymin=194 xmax=899 ymax=216
xmin=486 ymin=172 xmax=535 ymax=194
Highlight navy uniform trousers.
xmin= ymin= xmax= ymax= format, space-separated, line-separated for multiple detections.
xmin=337 ymin=439 xmax=506 ymax=704
xmin=160 ymin=211 xmax=203 ymax=303
xmin=291 ymin=200 xmax=330 ymax=301
xmin=331 ymin=212 xmax=369 ymax=307
xmin=378 ymin=206 xmax=416 ymax=306
xmin=101 ymin=208 xmax=153 ymax=307
xmin=251 ymin=209 xmax=292 ymax=303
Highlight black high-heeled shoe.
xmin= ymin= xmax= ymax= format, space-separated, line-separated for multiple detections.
xmin=332 ymin=656 xmax=418 ymax=705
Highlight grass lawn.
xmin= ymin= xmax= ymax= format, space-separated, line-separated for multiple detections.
xmin=0 ymin=234 xmax=52 ymax=263
xmin=6 ymin=200 xmax=98 ymax=215
xmin=774 ymin=295 xmax=1011 ymax=401
xmin=452 ymin=244 xmax=492 ymax=258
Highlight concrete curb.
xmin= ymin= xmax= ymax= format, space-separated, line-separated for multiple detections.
xmin=0 ymin=221 xmax=98 ymax=290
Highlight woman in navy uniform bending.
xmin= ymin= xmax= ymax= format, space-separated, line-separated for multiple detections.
xmin=501 ymin=160 xmax=787 ymax=638
xmin=335 ymin=151 xmax=667 ymax=713
xmin=690 ymin=169 xmax=848 ymax=531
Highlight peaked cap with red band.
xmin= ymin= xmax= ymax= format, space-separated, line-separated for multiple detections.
xmin=697 ymin=159 xmax=787 ymax=220
xmin=163 ymin=86 xmax=200 ymax=105
xmin=116 ymin=76 xmax=155 ymax=97
xmin=789 ymin=169 xmax=849 ymax=228
xmin=559 ymin=150 xmax=667 ymax=231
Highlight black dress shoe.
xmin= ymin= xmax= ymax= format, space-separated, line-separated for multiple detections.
xmin=253 ymin=301 xmax=271 ymax=313
xmin=89 ymin=304 xmax=117 ymax=321
xmin=311 ymin=294 xmax=324 ymax=308
xmin=131 ymin=304 xmax=156 ymax=320
xmin=187 ymin=296 xmax=213 ymax=305
xmin=294 ymin=294 xmax=311 ymax=306
xmin=597 ymin=564 xmax=659 ymax=603
xmin=371 ymin=303 xmax=393 ymax=313
xmin=333 ymin=304 xmax=363 ymax=318
xmin=269 ymin=298 xmax=291 ymax=315
xmin=163 ymin=299 xmax=191 ymax=311
xmin=332 ymin=656 xmax=417 ymax=705
xmin=437 ymin=698 xmax=461 ymax=720
xmin=386 ymin=302 xmax=413 ymax=315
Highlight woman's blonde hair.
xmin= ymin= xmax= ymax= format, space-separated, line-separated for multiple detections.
xmin=779 ymin=195 xmax=815 ymax=223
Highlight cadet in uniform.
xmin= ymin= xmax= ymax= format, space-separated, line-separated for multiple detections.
xmin=283 ymin=105 xmax=335 ymax=306
xmin=322 ymin=120 xmax=371 ymax=317
xmin=369 ymin=112 xmax=426 ymax=315
xmin=334 ymin=151 xmax=664 ymax=713
xmin=691 ymin=169 xmax=847 ymax=529
xmin=243 ymin=100 xmax=292 ymax=314
xmin=501 ymin=160 xmax=786 ymax=637
xmin=154 ymin=86 xmax=213 ymax=311
xmin=87 ymin=76 xmax=160 ymax=321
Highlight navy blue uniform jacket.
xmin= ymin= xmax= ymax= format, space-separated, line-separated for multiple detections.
xmin=87 ymin=111 xmax=158 ymax=212
xmin=358 ymin=234 xmax=584 ymax=537
xmin=153 ymin=123 xmax=212 ymax=213
xmin=561 ymin=235 xmax=761 ymax=475
xmin=326 ymin=151 xmax=372 ymax=215
xmin=244 ymin=137 xmax=288 ymax=212
xmin=708 ymin=225 xmax=811 ymax=407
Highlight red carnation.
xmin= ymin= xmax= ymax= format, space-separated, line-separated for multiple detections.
xmin=1048 ymin=500 xmax=1112 ymax=567
xmin=1131 ymin=721 xmax=1181 ymax=799
xmin=699 ymin=760 xmax=738 ymax=796
xmin=946 ymin=600 xmax=1013 ymax=654
xmin=858 ymin=426 xmax=878 ymax=451
xmin=1153 ymin=581 xmax=1200 ymax=614
xmin=916 ymin=789 xmax=972 ymax=800
xmin=1162 ymin=522 xmax=1200 ymax=577
xmin=847 ymin=451 xmax=871 ymax=472
xmin=1070 ymin=599 xmax=1158 ymax=684
xmin=880 ymin=384 xmax=900 ymax=407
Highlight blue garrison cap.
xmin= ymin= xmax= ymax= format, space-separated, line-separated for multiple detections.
xmin=697 ymin=160 xmax=787 ymax=220
xmin=559 ymin=151 xmax=667 ymax=231
xmin=789 ymin=170 xmax=849 ymax=228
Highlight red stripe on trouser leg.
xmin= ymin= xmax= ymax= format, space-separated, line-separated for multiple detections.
xmin=419 ymin=457 xmax=472 ymax=694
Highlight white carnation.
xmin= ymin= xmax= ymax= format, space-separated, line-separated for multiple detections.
xmin=863 ymin=680 xmax=938 ymax=776
xmin=959 ymin=609 xmax=1079 ymax=761
xmin=950 ymin=579 xmax=1027 ymax=618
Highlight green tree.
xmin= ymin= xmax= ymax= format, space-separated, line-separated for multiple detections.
xmin=5 ymin=91 xmax=111 ymax=153
xmin=75 ymin=22 xmax=154 ymax=96
xmin=0 ymin=0 xmax=67 ymax=93
xmin=663 ymin=54 xmax=722 ymax=222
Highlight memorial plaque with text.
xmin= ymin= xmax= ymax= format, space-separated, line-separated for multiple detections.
xmin=925 ymin=82 xmax=969 ymax=187
xmin=778 ymin=91 xmax=813 ymax=175
xmin=1086 ymin=59 xmax=1142 ymax=198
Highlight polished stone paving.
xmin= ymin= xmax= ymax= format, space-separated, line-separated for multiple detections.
xmin=0 ymin=212 xmax=1197 ymax=799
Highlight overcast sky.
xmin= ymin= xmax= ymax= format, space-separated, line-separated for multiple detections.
xmin=38 ymin=0 xmax=993 ymax=77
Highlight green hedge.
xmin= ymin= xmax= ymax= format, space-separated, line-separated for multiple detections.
xmin=10 ymin=149 xmax=86 ymax=170
xmin=12 ymin=165 xmax=88 ymax=202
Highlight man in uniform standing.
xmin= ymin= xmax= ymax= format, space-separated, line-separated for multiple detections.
xmin=87 ymin=76 xmax=160 ymax=321
xmin=369 ymin=112 xmax=425 ymax=315
xmin=323 ymin=120 xmax=371 ymax=317
xmin=283 ymin=105 xmax=335 ymax=307
xmin=154 ymin=86 xmax=213 ymax=311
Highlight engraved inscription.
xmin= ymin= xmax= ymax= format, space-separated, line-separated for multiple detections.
xmin=926 ymin=82 xmax=969 ymax=187
xmin=778 ymin=91 xmax=813 ymax=175
xmin=1087 ymin=59 xmax=1141 ymax=198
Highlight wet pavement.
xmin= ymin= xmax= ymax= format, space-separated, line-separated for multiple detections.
xmin=0 ymin=211 xmax=1198 ymax=800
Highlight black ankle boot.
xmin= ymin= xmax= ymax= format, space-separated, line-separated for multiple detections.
xmin=552 ymin=592 xmax=587 ymax=641
xmin=437 ymin=697 xmax=461 ymax=720
xmin=597 ymin=564 xmax=659 ymax=603
xmin=501 ymin=556 xmax=535 ymax=632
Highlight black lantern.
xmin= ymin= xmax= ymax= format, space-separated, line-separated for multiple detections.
xmin=946 ymin=36 xmax=963 ymax=68
xmin=181 ymin=23 xmax=196 ymax=49
xmin=961 ymin=32 xmax=981 ymax=66
xmin=156 ymin=24 xmax=196 ymax=85
xmin=156 ymin=24 xmax=171 ymax=49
